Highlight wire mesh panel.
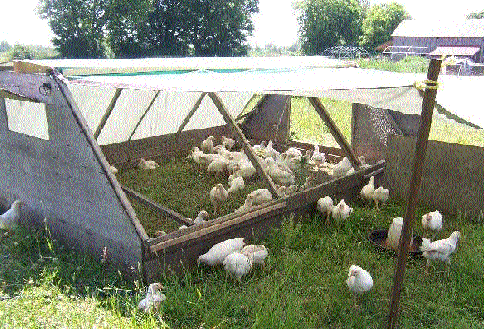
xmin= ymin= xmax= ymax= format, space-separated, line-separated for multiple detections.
xmin=352 ymin=103 xmax=420 ymax=163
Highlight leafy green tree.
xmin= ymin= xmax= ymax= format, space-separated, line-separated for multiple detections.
xmin=37 ymin=0 xmax=107 ymax=58
xmin=467 ymin=10 xmax=484 ymax=19
xmin=0 ymin=41 xmax=11 ymax=52
xmin=185 ymin=0 xmax=259 ymax=56
xmin=11 ymin=45 xmax=34 ymax=60
xmin=359 ymin=2 xmax=409 ymax=50
xmin=297 ymin=0 xmax=363 ymax=55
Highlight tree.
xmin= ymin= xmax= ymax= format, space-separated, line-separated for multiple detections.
xmin=0 ymin=41 xmax=11 ymax=52
xmin=185 ymin=0 xmax=259 ymax=56
xmin=297 ymin=0 xmax=363 ymax=55
xmin=359 ymin=2 xmax=409 ymax=50
xmin=37 ymin=0 xmax=108 ymax=58
xmin=467 ymin=10 xmax=484 ymax=19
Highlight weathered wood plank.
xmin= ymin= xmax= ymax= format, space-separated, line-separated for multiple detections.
xmin=308 ymin=97 xmax=361 ymax=168
xmin=121 ymin=185 xmax=193 ymax=226
xmin=93 ymin=88 xmax=122 ymax=140
xmin=208 ymin=92 xmax=280 ymax=198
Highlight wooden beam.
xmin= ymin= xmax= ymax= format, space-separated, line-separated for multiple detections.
xmin=13 ymin=61 xmax=51 ymax=74
xmin=308 ymin=97 xmax=361 ymax=168
xmin=121 ymin=185 xmax=194 ymax=226
xmin=93 ymin=88 xmax=122 ymax=140
xmin=387 ymin=59 xmax=442 ymax=329
xmin=128 ymin=90 xmax=161 ymax=141
xmin=175 ymin=92 xmax=207 ymax=137
xmin=207 ymin=92 xmax=280 ymax=198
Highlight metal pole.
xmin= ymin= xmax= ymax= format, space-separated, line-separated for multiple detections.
xmin=386 ymin=58 xmax=442 ymax=329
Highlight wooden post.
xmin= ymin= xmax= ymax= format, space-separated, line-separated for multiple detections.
xmin=175 ymin=92 xmax=207 ymax=137
xmin=128 ymin=90 xmax=161 ymax=141
xmin=93 ymin=88 xmax=122 ymax=140
xmin=207 ymin=92 xmax=280 ymax=198
xmin=308 ymin=97 xmax=361 ymax=168
xmin=387 ymin=59 xmax=442 ymax=329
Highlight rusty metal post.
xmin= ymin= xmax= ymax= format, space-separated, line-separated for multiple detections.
xmin=387 ymin=58 xmax=442 ymax=328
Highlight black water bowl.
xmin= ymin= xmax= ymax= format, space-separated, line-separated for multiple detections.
xmin=368 ymin=229 xmax=423 ymax=257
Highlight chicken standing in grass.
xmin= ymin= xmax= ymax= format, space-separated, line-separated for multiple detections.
xmin=210 ymin=183 xmax=228 ymax=216
xmin=333 ymin=157 xmax=352 ymax=178
xmin=138 ymin=283 xmax=166 ymax=313
xmin=241 ymin=244 xmax=269 ymax=268
xmin=422 ymin=210 xmax=443 ymax=240
xmin=0 ymin=200 xmax=22 ymax=232
xmin=223 ymin=251 xmax=253 ymax=282
xmin=247 ymin=189 xmax=273 ymax=206
xmin=331 ymin=199 xmax=353 ymax=222
xmin=317 ymin=196 xmax=333 ymax=224
xmin=311 ymin=144 xmax=326 ymax=168
xmin=346 ymin=265 xmax=373 ymax=307
xmin=420 ymin=231 xmax=461 ymax=274
xmin=372 ymin=186 xmax=389 ymax=210
xmin=198 ymin=238 xmax=245 ymax=266
xmin=227 ymin=173 xmax=245 ymax=193
xmin=138 ymin=158 xmax=159 ymax=170
xmin=221 ymin=136 xmax=235 ymax=150
xmin=360 ymin=176 xmax=375 ymax=204
xmin=201 ymin=135 xmax=215 ymax=153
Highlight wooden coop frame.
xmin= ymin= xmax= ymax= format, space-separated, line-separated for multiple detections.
xmin=0 ymin=61 xmax=387 ymax=282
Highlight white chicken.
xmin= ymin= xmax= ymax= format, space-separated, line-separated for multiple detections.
xmin=198 ymin=237 xmax=245 ymax=266
xmin=317 ymin=196 xmax=333 ymax=224
xmin=0 ymin=200 xmax=22 ymax=232
xmin=207 ymin=156 xmax=228 ymax=176
xmin=310 ymin=144 xmax=326 ymax=167
xmin=236 ymin=194 xmax=255 ymax=213
xmin=247 ymin=189 xmax=273 ymax=206
xmin=193 ymin=210 xmax=210 ymax=225
xmin=252 ymin=141 xmax=267 ymax=156
xmin=223 ymin=251 xmax=253 ymax=282
xmin=227 ymin=174 xmax=245 ymax=194
xmin=201 ymin=135 xmax=215 ymax=153
xmin=331 ymin=199 xmax=353 ymax=222
xmin=372 ymin=186 xmax=389 ymax=210
xmin=265 ymin=158 xmax=295 ymax=186
xmin=241 ymin=244 xmax=269 ymax=268
xmin=346 ymin=265 xmax=373 ymax=307
xmin=191 ymin=147 xmax=214 ymax=168
xmin=332 ymin=157 xmax=352 ymax=178
xmin=221 ymin=136 xmax=235 ymax=150
xmin=284 ymin=147 xmax=302 ymax=159
xmin=138 ymin=283 xmax=166 ymax=313
xmin=209 ymin=183 xmax=228 ymax=215
xmin=420 ymin=231 xmax=461 ymax=274
xmin=138 ymin=158 xmax=159 ymax=170
xmin=360 ymin=176 xmax=375 ymax=203
xmin=421 ymin=210 xmax=443 ymax=239
xmin=264 ymin=140 xmax=280 ymax=159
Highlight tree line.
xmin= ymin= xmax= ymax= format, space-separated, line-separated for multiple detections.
xmin=37 ymin=0 xmax=484 ymax=59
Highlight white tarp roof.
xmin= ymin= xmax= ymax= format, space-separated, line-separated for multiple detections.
xmin=15 ymin=58 xmax=484 ymax=144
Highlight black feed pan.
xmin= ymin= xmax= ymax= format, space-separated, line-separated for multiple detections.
xmin=368 ymin=229 xmax=423 ymax=257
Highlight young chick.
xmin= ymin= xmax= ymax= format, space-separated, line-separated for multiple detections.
xmin=210 ymin=183 xmax=228 ymax=216
xmin=221 ymin=136 xmax=235 ymax=150
xmin=138 ymin=158 xmax=159 ymax=170
xmin=236 ymin=194 xmax=255 ymax=213
xmin=223 ymin=251 xmax=253 ymax=282
xmin=372 ymin=186 xmax=389 ymax=210
xmin=227 ymin=175 xmax=245 ymax=194
xmin=331 ymin=199 xmax=353 ymax=222
xmin=421 ymin=210 xmax=443 ymax=240
xmin=198 ymin=238 xmax=245 ymax=266
xmin=109 ymin=164 xmax=118 ymax=175
xmin=317 ymin=196 xmax=333 ymax=224
xmin=138 ymin=283 xmax=166 ymax=313
xmin=420 ymin=231 xmax=461 ymax=274
xmin=193 ymin=210 xmax=210 ymax=225
xmin=346 ymin=265 xmax=373 ymax=307
xmin=311 ymin=144 xmax=326 ymax=168
xmin=201 ymin=135 xmax=215 ymax=153
xmin=247 ymin=189 xmax=273 ymax=206
xmin=0 ymin=200 xmax=22 ymax=232
xmin=241 ymin=244 xmax=269 ymax=268
xmin=360 ymin=176 xmax=375 ymax=203
xmin=333 ymin=157 xmax=352 ymax=178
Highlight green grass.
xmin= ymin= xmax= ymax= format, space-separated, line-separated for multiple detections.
xmin=356 ymin=56 xmax=430 ymax=74
xmin=2 ymin=200 xmax=484 ymax=328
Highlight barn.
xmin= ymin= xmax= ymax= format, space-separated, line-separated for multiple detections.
xmin=391 ymin=19 xmax=484 ymax=63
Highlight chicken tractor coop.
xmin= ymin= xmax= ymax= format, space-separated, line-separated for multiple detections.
xmin=0 ymin=57 xmax=474 ymax=282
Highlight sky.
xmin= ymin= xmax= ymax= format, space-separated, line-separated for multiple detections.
xmin=0 ymin=0 xmax=483 ymax=48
